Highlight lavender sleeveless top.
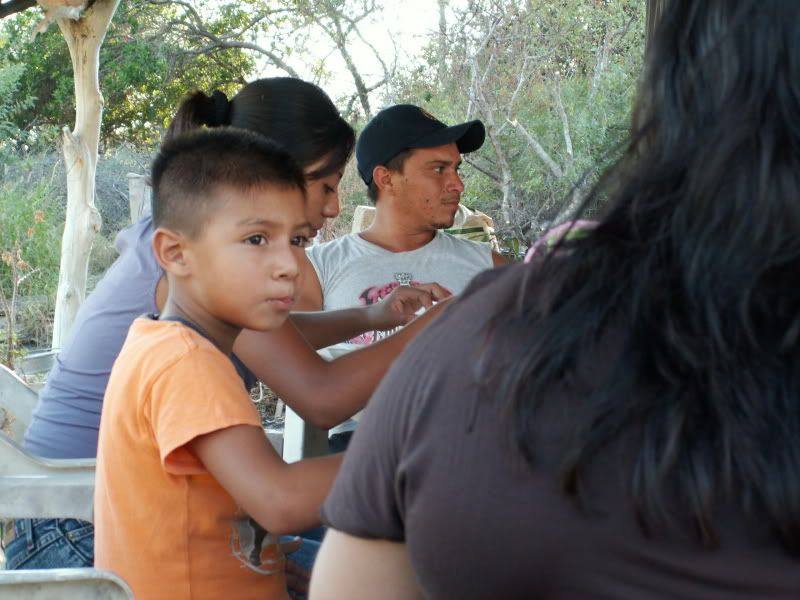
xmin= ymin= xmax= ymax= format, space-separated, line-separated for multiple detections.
xmin=24 ymin=215 xmax=162 ymax=458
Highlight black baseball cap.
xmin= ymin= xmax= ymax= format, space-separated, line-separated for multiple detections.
xmin=356 ymin=104 xmax=486 ymax=185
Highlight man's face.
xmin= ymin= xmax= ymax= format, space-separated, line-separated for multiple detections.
xmin=389 ymin=143 xmax=465 ymax=230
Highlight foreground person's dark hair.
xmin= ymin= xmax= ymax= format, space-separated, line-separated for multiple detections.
xmin=481 ymin=0 xmax=800 ymax=552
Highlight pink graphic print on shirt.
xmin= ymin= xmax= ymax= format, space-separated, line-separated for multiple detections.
xmin=350 ymin=280 xmax=420 ymax=345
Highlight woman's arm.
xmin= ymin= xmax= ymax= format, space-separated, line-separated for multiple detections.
xmin=310 ymin=529 xmax=422 ymax=600
xmin=233 ymin=299 xmax=451 ymax=430
xmin=288 ymin=283 xmax=450 ymax=349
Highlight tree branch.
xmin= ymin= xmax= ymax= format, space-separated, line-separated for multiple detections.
xmin=147 ymin=0 xmax=299 ymax=77
xmin=507 ymin=118 xmax=564 ymax=179
xmin=0 ymin=0 xmax=36 ymax=19
xmin=589 ymin=25 xmax=610 ymax=97
xmin=553 ymin=77 xmax=573 ymax=163
xmin=464 ymin=155 xmax=500 ymax=183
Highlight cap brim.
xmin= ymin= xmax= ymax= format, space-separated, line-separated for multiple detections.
xmin=411 ymin=120 xmax=486 ymax=154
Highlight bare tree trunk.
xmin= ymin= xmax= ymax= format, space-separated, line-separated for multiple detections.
xmin=508 ymin=118 xmax=563 ymax=179
xmin=332 ymin=25 xmax=371 ymax=119
xmin=554 ymin=78 xmax=573 ymax=165
xmin=589 ymin=25 xmax=610 ymax=99
xmin=51 ymin=0 xmax=120 ymax=349
xmin=468 ymin=55 xmax=513 ymax=225
xmin=0 ymin=0 xmax=36 ymax=19
xmin=552 ymin=179 xmax=592 ymax=226
xmin=437 ymin=0 xmax=448 ymax=81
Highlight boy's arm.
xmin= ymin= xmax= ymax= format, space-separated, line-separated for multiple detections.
xmin=288 ymin=282 xmax=451 ymax=349
xmin=233 ymin=299 xmax=452 ymax=430
xmin=189 ymin=424 xmax=342 ymax=535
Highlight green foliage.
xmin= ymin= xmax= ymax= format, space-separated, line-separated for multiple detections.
xmin=0 ymin=62 xmax=34 ymax=156
xmin=0 ymin=63 xmax=30 ymax=130
xmin=1 ymin=1 xmax=254 ymax=149
xmin=391 ymin=0 xmax=644 ymax=252
xmin=0 ymin=163 xmax=64 ymax=301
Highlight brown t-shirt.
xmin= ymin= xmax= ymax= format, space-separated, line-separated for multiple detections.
xmin=322 ymin=264 xmax=800 ymax=599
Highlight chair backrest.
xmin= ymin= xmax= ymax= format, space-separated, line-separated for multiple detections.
xmin=0 ymin=431 xmax=95 ymax=521
xmin=0 ymin=568 xmax=133 ymax=599
xmin=281 ymin=345 xmax=361 ymax=463
xmin=350 ymin=205 xmax=375 ymax=234
xmin=0 ymin=363 xmax=39 ymax=444
xmin=14 ymin=349 xmax=57 ymax=378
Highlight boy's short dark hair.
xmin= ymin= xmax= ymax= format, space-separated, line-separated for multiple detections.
xmin=151 ymin=128 xmax=306 ymax=237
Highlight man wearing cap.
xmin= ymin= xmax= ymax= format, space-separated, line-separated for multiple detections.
xmin=302 ymin=104 xmax=505 ymax=315
xmin=301 ymin=104 xmax=506 ymax=450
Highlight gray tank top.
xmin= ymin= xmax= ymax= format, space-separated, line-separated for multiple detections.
xmin=24 ymin=215 xmax=162 ymax=458
xmin=306 ymin=229 xmax=493 ymax=341
xmin=306 ymin=230 xmax=493 ymax=435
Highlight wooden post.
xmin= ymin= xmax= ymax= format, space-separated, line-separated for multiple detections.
xmin=49 ymin=0 xmax=121 ymax=349
xmin=126 ymin=173 xmax=152 ymax=223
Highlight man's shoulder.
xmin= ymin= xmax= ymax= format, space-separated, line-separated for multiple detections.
xmin=306 ymin=233 xmax=373 ymax=266
xmin=308 ymin=233 xmax=364 ymax=252
xmin=433 ymin=230 xmax=494 ymax=261
xmin=436 ymin=229 xmax=488 ymax=247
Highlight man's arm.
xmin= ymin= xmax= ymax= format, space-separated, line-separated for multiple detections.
xmin=233 ymin=299 xmax=452 ymax=430
xmin=310 ymin=530 xmax=422 ymax=600
xmin=189 ymin=424 xmax=342 ymax=535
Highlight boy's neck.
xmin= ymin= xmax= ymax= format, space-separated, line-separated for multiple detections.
xmin=160 ymin=296 xmax=240 ymax=355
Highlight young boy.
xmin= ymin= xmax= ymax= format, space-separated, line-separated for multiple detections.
xmin=94 ymin=128 xmax=342 ymax=600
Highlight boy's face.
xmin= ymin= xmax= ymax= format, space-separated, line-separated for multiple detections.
xmin=185 ymin=183 xmax=311 ymax=332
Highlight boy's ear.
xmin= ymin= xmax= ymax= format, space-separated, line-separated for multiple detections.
xmin=152 ymin=227 xmax=190 ymax=277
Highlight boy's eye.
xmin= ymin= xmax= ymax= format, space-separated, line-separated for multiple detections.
xmin=324 ymin=184 xmax=336 ymax=194
xmin=245 ymin=234 xmax=267 ymax=245
xmin=433 ymin=166 xmax=444 ymax=174
xmin=291 ymin=235 xmax=311 ymax=248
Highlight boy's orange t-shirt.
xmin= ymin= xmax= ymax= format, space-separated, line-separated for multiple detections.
xmin=94 ymin=318 xmax=288 ymax=600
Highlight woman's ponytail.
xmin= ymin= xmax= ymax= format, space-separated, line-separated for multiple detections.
xmin=164 ymin=90 xmax=231 ymax=142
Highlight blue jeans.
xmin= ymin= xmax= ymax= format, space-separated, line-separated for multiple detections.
xmin=278 ymin=531 xmax=325 ymax=600
xmin=3 ymin=518 xmax=320 ymax=582
xmin=3 ymin=518 xmax=94 ymax=570
xmin=328 ymin=430 xmax=354 ymax=453
xmin=282 ymin=530 xmax=324 ymax=572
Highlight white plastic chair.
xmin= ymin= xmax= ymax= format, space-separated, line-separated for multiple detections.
xmin=282 ymin=343 xmax=361 ymax=462
xmin=0 ymin=364 xmax=39 ymax=444
xmin=0 ymin=431 xmax=95 ymax=522
xmin=0 ymin=568 xmax=133 ymax=599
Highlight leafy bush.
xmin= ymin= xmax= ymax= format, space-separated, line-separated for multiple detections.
xmin=0 ymin=164 xmax=64 ymax=301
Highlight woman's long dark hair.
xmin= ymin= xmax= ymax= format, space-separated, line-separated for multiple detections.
xmin=484 ymin=0 xmax=800 ymax=552
xmin=165 ymin=77 xmax=355 ymax=179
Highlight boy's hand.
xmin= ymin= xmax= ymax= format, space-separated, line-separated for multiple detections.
xmin=366 ymin=282 xmax=452 ymax=331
